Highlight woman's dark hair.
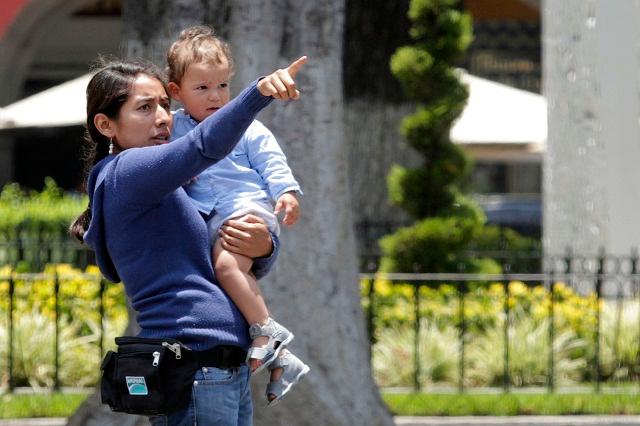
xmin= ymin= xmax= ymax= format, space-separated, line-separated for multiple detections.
xmin=70 ymin=58 xmax=167 ymax=242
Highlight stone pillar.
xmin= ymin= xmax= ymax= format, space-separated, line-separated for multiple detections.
xmin=543 ymin=0 xmax=640 ymax=256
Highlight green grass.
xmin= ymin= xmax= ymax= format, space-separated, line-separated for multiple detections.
xmin=3 ymin=391 xmax=640 ymax=418
xmin=383 ymin=393 xmax=640 ymax=416
xmin=0 ymin=393 xmax=88 ymax=419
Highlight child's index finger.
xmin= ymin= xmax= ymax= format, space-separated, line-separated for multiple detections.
xmin=286 ymin=56 xmax=308 ymax=78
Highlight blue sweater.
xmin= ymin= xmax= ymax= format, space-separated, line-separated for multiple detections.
xmin=84 ymin=82 xmax=276 ymax=350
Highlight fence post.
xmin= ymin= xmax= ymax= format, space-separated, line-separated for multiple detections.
xmin=413 ymin=283 xmax=421 ymax=392
xmin=99 ymin=279 xmax=106 ymax=360
xmin=632 ymin=248 xmax=640 ymax=385
xmin=547 ymin=260 xmax=556 ymax=393
xmin=7 ymin=275 xmax=14 ymax=393
xmin=54 ymin=271 xmax=60 ymax=391
xmin=42 ymin=225 xmax=51 ymax=271
xmin=16 ymin=225 xmax=24 ymax=267
xmin=564 ymin=246 xmax=573 ymax=290
xmin=76 ymin=246 xmax=89 ymax=270
xmin=502 ymin=265 xmax=511 ymax=393
xmin=458 ymin=279 xmax=467 ymax=393
xmin=594 ymin=248 xmax=604 ymax=393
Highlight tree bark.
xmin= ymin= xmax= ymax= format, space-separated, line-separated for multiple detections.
xmin=221 ymin=1 xmax=392 ymax=424
xmin=69 ymin=1 xmax=392 ymax=425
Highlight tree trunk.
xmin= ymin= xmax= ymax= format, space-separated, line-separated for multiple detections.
xmin=222 ymin=1 xmax=391 ymax=424
xmin=69 ymin=1 xmax=392 ymax=425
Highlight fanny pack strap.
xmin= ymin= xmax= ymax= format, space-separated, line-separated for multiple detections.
xmin=194 ymin=345 xmax=247 ymax=369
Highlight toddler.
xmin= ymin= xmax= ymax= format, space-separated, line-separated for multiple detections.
xmin=167 ymin=26 xmax=309 ymax=406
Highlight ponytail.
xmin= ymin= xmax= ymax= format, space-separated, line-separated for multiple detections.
xmin=69 ymin=207 xmax=92 ymax=242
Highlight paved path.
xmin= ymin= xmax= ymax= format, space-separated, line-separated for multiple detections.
xmin=395 ymin=416 xmax=640 ymax=426
xmin=2 ymin=416 xmax=640 ymax=425
xmin=0 ymin=420 xmax=66 ymax=426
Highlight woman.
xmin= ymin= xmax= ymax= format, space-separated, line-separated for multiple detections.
xmin=70 ymin=56 xmax=306 ymax=425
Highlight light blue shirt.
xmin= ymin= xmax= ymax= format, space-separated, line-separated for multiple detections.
xmin=171 ymin=109 xmax=302 ymax=217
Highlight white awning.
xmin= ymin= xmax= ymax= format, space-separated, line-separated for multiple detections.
xmin=452 ymin=71 xmax=547 ymax=147
xmin=0 ymin=73 xmax=91 ymax=130
xmin=0 ymin=71 xmax=547 ymax=157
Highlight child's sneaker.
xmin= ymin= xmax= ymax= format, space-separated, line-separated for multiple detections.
xmin=266 ymin=350 xmax=310 ymax=406
xmin=246 ymin=317 xmax=294 ymax=375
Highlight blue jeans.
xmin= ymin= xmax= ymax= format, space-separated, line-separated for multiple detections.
xmin=150 ymin=365 xmax=252 ymax=426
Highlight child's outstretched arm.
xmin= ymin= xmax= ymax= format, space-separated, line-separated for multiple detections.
xmin=255 ymin=56 xmax=307 ymax=226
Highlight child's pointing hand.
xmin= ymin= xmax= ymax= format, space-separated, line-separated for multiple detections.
xmin=258 ymin=56 xmax=308 ymax=100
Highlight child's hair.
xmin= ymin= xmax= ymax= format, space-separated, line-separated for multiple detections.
xmin=167 ymin=25 xmax=234 ymax=84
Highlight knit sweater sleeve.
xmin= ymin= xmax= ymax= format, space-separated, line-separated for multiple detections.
xmin=112 ymin=82 xmax=273 ymax=206
xmin=252 ymin=232 xmax=280 ymax=280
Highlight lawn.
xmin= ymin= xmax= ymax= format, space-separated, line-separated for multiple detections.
xmin=3 ymin=391 xmax=640 ymax=419
xmin=0 ymin=393 xmax=88 ymax=419
xmin=383 ymin=392 xmax=640 ymax=416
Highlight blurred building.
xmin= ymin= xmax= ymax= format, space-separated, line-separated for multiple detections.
xmin=462 ymin=0 xmax=542 ymax=238
xmin=0 ymin=0 xmax=121 ymax=189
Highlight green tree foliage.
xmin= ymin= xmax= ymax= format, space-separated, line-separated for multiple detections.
xmin=381 ymin=0 xmax=535 ymax=273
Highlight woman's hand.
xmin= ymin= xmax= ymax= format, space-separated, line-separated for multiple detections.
xmin=258 ymin=56 xmax=307 ymax=100
xmin=219 ymin=214 xmax=273 ymax=258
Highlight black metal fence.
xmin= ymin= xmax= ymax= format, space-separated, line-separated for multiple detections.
xmin=0 ymin=273 xmax=114 ymax=391
xmin=362 ymin=249 xmax=640 ymax=392
xmin=0 ymin=232 xmax=106 ymax=391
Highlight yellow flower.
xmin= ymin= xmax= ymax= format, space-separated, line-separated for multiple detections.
xmin=85 ymin=265 xmax=102 ymax=276
xmin=488 ymin=283 xmax=504 ymax=296
xmin=373 ymin=277 xmax=394 ymax=297
xmin=509 ymin=281 xmax=528 ymax=296
xmin=0 ymin=265 xmax=13 ymax=277
xmin=532 ymin=286 xmax=548 ymax=298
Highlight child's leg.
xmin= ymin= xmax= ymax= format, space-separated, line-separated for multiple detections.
xmin=213 ymin=239 xmax=271 ymax=371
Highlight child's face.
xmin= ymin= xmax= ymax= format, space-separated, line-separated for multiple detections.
xmin=169 ymin=60 xmax=231 ymax=122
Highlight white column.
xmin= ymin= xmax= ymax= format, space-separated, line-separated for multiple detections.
xmin=543 ymin=0 xmax=640 ymax=256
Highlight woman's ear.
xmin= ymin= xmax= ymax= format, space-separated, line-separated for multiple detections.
xmin=167 ymin=82 xmax=182 ymax=102
xmin=94 ymin=113 xmax=115 ymax=139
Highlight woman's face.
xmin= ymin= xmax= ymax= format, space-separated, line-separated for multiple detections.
xmin=105 ymin=74 xmax=173 ymax=150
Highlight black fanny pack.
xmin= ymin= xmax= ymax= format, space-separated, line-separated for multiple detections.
xmin=100 ymin=336 xmax=197 ymax=415
xmin=100 ymin=336 xmax=248 ymax=416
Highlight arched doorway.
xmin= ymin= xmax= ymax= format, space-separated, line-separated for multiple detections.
xmin=0 ymin=0 xmax=121 ymax=188
xmin=0 ymin=0 xmax=121 ymax=106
